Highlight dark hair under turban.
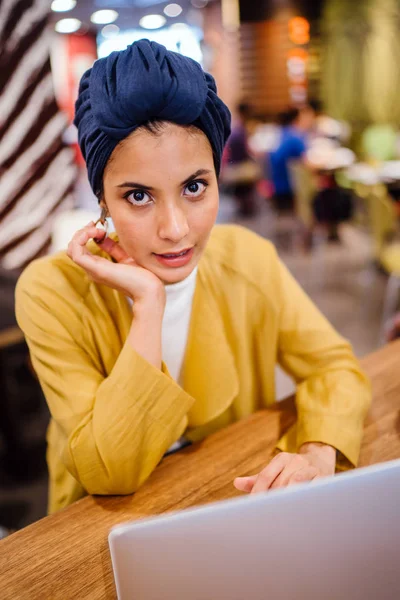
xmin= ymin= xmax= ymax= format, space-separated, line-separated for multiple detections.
xmin=74 ymin=39 xmax=231 ymax=198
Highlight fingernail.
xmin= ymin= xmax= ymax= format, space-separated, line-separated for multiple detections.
xmin=93 ymin=228 xmax=106 ymax=239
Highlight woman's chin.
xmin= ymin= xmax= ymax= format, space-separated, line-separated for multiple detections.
xmin=159 ymin=265 xmax=194 ymax=285
xmin=140 ymin=249 xmax=199 ymax=285
xmin=150 ymin=261 xmax=195 ymax=285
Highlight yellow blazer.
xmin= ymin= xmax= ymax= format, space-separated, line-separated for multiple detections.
xmin=15 ymin=225 xmax=371 ymax=513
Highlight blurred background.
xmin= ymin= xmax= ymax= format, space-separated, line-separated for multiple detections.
xmin=2 ymin=0 xmax=400 ymax=533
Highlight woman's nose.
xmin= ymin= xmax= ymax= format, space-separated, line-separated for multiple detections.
xmin=158 ymin=202 xmax=189 ymax=242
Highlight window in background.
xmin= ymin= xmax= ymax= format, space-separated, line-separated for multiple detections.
xmin=97 ymin=25 xmax=203 ymax=64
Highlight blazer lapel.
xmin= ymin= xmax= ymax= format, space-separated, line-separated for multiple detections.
xmin=181 ymin=258 xmax=239 ymax=428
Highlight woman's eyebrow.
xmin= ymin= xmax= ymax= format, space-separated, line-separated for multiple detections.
xmin=116 ymin=181 xmax=154 ymax=191
xmin=181 ymin=169 xmax=213 ymax=186
xmin=116 ymin=169 xmax=212 ymax=192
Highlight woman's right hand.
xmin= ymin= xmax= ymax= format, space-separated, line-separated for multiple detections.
xmin=67 ymin=222 xmax=165 ymax=308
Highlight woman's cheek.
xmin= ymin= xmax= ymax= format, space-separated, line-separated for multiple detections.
xmin=203 ymin=202 xmax=219 ymax=232
xmin=194 ymin=195 xmax=219 ymax=229
xmin=113 ymin=220 xmax=145 ymax=259
xmin=188 ymin=212 xmax=212 ymax=240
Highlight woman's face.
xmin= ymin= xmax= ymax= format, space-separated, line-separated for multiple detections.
xmin=102 ymin=123 xmax=219 ymax=284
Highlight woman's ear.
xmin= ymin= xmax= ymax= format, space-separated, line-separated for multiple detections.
xmin=94 ymin=200 xmax=109 ymax=239
xmin=99 ymin=198 xmax=109 ymax=217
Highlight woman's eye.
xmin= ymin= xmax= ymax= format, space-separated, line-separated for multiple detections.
xmin=125 ymin=190 xmax=152 ymax=206
xmin=184 ymin=180 xmax=207 ymax=197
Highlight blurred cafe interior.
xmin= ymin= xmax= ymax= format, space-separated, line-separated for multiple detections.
xmin=1 ymin=0 xmax=400 ymax=577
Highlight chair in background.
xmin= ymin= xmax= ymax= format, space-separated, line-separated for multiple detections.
xmin=380 ymin=243 xmax=400 ymax=343
xmin=0 ymin=326 xmax=25 ymax=459
xmin=363 ymin=184 xmax=397 ymax=261
xmin=362 ymin=185 xmax=400 ymax=341
xmin=288 ymin=160 xmax=317 ymax=233
xmin=0 ymin=267 xmax=24 ymax=457
xmin=0 ymin=268 xmax=46 ymax=479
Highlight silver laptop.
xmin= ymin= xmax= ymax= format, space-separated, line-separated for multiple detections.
xmin=109 ymin=458 xmax=400 ymax=600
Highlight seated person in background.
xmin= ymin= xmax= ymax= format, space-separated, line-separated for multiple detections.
xmin=222 ymin=102 xmax=259 ymax=217
xmin=269 ymin=104 xmax=316 ymax=213
xmin=16 ymin=41 xmax=371 ymax=514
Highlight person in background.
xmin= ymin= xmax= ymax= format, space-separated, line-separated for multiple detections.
xmin=269 ymin=104 xmax=317 ymax=213
xmin=222 ymin=102 xmax=259 ymax=217
xmin=15 ymin=41 xmax=370 ymax=514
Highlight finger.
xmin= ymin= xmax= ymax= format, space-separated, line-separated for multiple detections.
xmin=387 ymin=314 xmax=400 ymax=341
xmin=68 ymin=235 xmax=92 ymax=262
xmin=69 ymin=247 xmax=111 ymax=277
xmin=250 ymin=454 xmax=290 ymax=494
xmin=93 ymin=228 xmax=107 ymax=243
xmin=68 ymin=230 xmax=107 ymax=268
xmin=270 ymin=456 xmax=306 ymax=490
xmin=67 ymin=223 xmax=103 ymax=257
xmin=68 ymin=226 xmax=112 ymax=268
xmin=287 ymin=467 xmax=319 ymax=487
xmin=72 ymin=222 xmax=98 ymax=243
xmin=96 ymin=237 xmax=135 ymax=264
xmin=233 ymin=475 xmax=258 ymax=493
xmin=69 ymin=234 xmax=96 ymax=263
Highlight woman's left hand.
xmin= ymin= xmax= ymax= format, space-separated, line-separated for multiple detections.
xmin=233 ymin=442 xmax=336 ymax=494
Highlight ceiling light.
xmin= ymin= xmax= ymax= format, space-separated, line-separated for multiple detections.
xmin=164 ymin=3 xmax=183 ymax=17
xmin=101 ymin=24 xmax=120 ymax=38
xmin=170 ymin=22 xmax=189 ymax=31
xmin=55 ymin=18 xmax=81 ymax=33
xmin=51 ymin=0 xmax=76 ymax=12
xmin=139 ymin=14 xmax=166 ymax=29
xmin=90 ymin=10 xmax=119 ymax=25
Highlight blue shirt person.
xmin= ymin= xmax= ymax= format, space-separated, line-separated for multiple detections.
xmin=268 ymin=105 xmax=316 ymax=212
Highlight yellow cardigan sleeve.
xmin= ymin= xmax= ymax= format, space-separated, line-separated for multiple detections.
xmin=15 ymin=266 xmax=194 ymax=496
xmin=272 ymin=255 xmax=371 ymax=466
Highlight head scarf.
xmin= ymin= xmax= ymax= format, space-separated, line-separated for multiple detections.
xmin=74 ymin=39 xmax=231 ymax=197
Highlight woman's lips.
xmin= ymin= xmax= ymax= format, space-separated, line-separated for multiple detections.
xmin=153 ymin=247 xmax=194 ymax=268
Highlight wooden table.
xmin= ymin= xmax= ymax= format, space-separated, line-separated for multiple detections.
xmin=1 ymin=341 xmax=400 ymax=599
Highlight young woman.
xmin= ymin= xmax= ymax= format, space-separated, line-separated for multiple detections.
xmin=16 ymin=40 xmax=370 ymax=514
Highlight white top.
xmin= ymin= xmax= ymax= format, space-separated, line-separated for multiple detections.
xmin=126 ymin=267 xmax=198 ymax=378
xmin=162 ymin=267 xmax=198 ymax=454
xmin=161 ymin=266 xmax=198 ymax=382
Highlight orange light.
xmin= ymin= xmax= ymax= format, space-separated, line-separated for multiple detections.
xmin=287 ymin=48 xmax=308 ymax=61
xmin=288 ymin=17 xmax=310 ymax=45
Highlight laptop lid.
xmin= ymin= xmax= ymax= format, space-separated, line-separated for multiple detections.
xmin=109 ymin=458 xmax=400 ymax=600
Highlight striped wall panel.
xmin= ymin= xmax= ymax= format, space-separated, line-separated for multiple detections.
xmin=0 ymin=0 xmax=76 ymax=269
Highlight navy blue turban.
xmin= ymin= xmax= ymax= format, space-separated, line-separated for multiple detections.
xmin=74 ymin=39 xmax=231 ymax=198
